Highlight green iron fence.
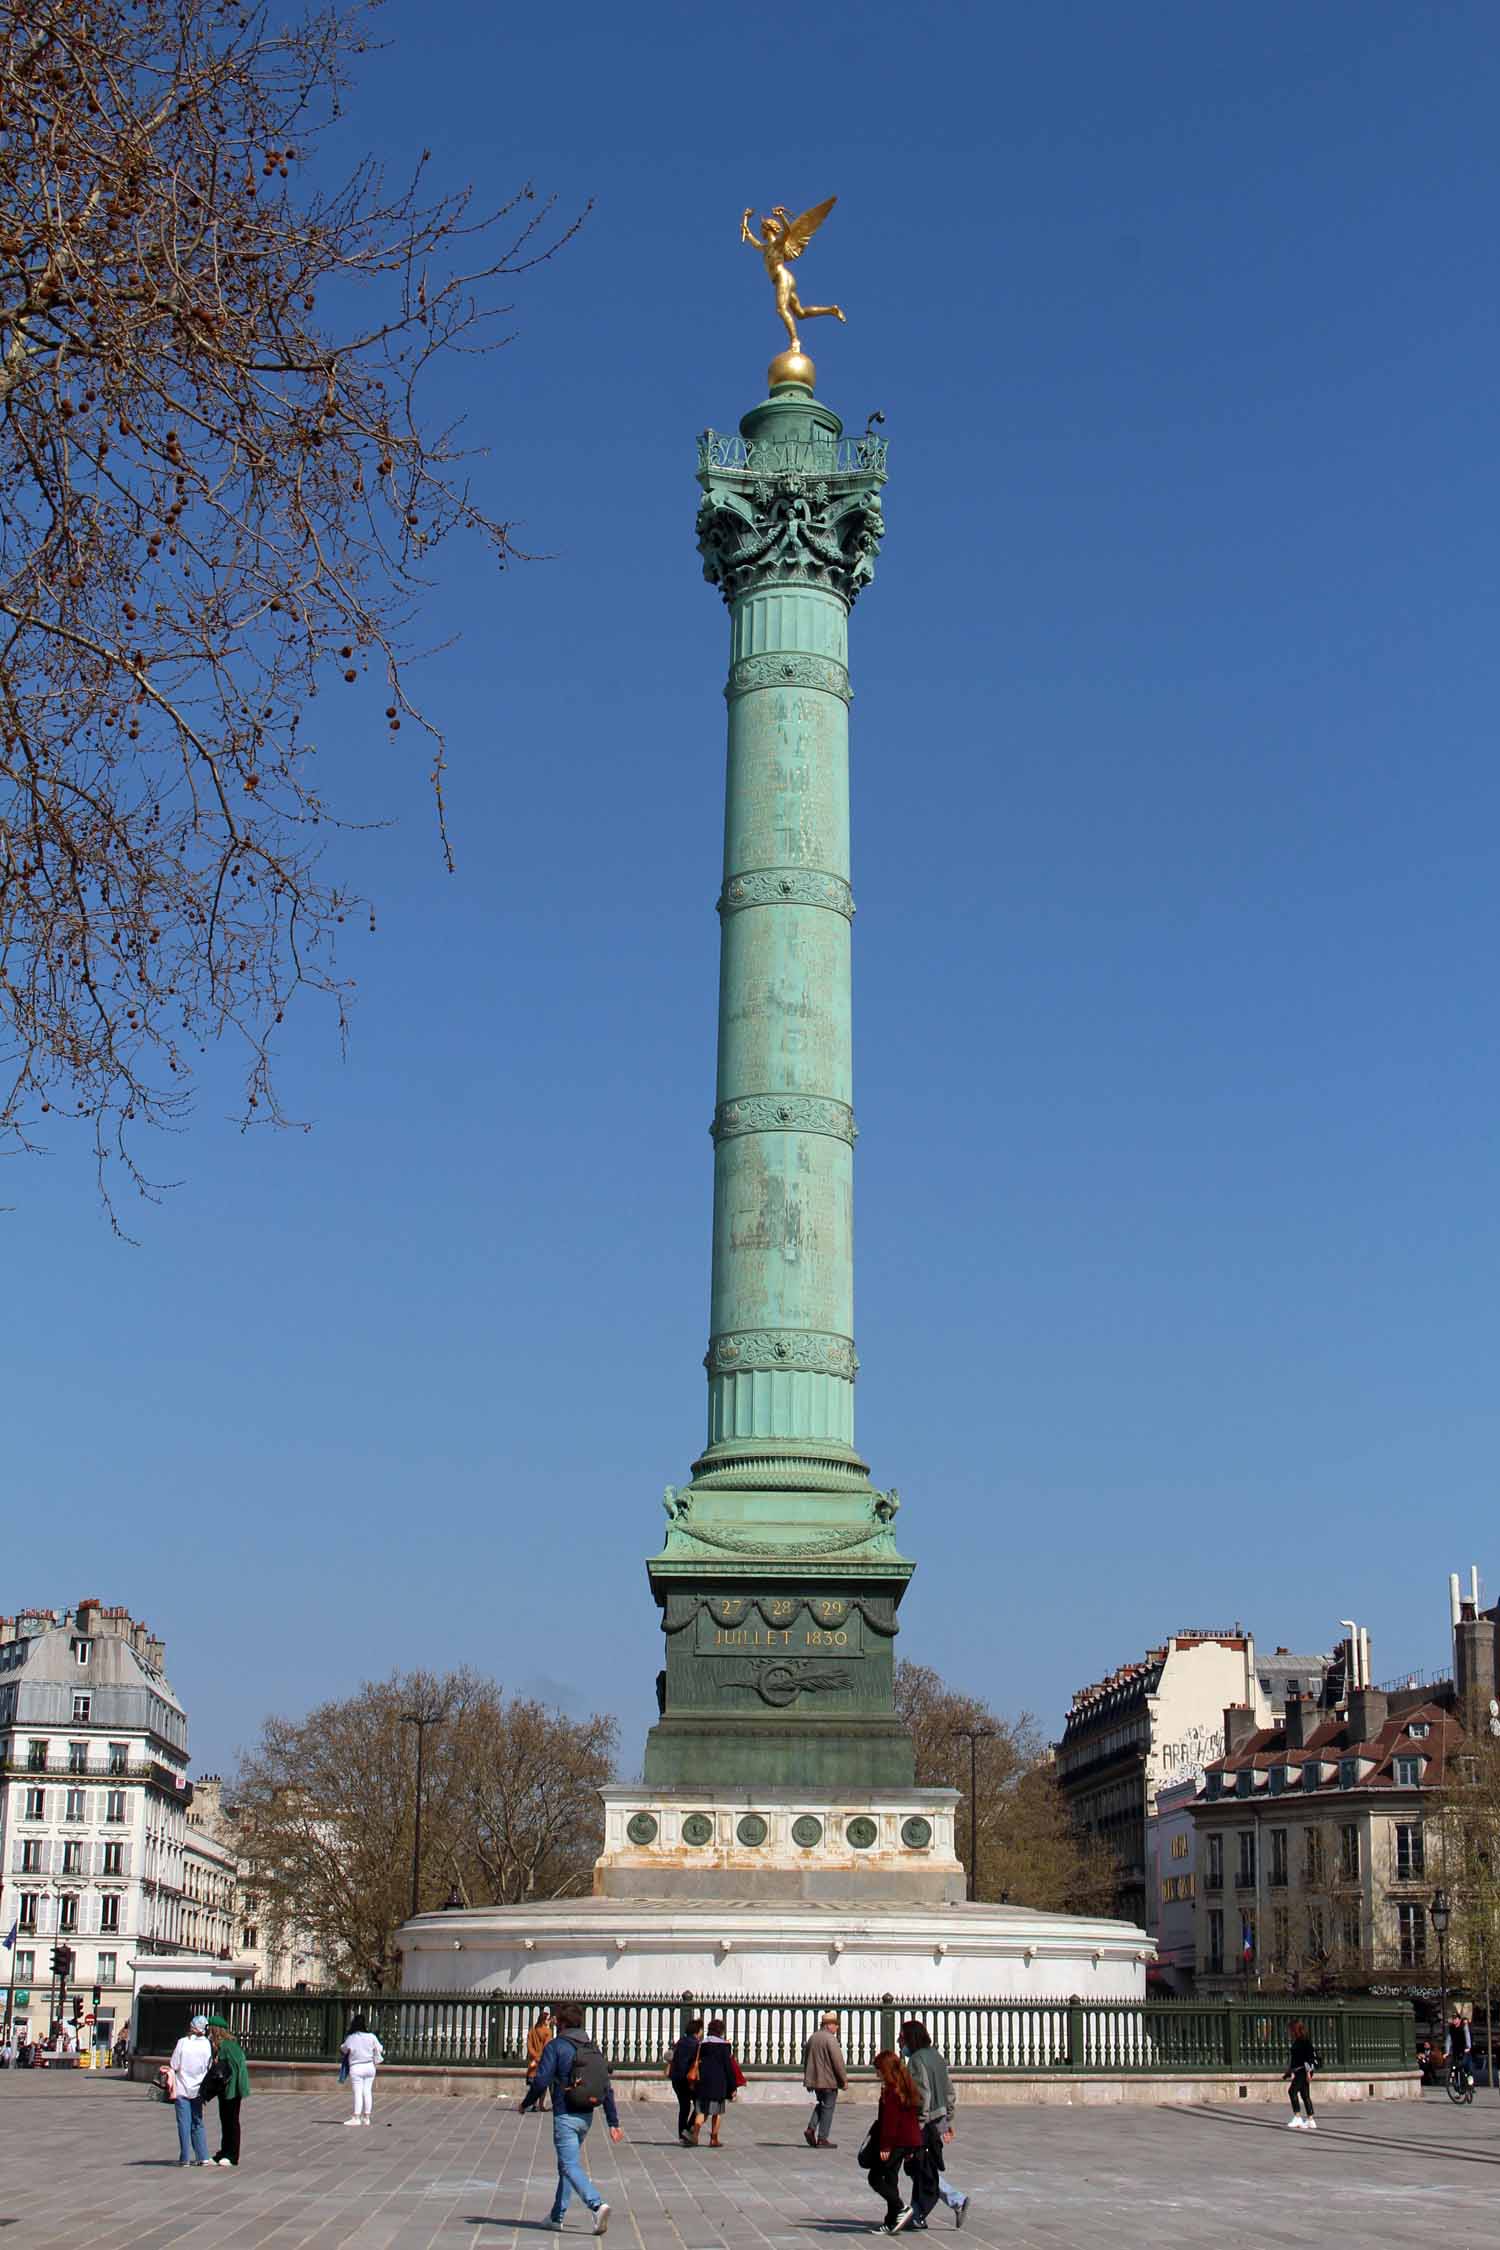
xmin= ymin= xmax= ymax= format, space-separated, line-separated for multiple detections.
xmin=135 ymin=1988 xmax=1416 ymax=2077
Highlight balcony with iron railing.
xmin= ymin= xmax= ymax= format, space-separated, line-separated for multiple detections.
xmin=696 ymin=428 xmax=888 ymax=482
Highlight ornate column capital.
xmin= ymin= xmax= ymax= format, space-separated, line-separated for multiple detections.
xmin=696 ymin=464 xmax=884 ymax=610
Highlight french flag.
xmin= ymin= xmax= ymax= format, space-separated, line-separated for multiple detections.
xmin=1241 ymin=1918 xmax=1255 ymax=1963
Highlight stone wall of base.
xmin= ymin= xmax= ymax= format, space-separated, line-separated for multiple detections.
xmin=131 ymin=2059 xmax=1419 ymax=2107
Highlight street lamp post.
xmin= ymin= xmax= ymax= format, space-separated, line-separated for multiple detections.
xmin=1432 ymin=1885 xmax=1452 ymax=2046
xmin=401 ymin=1706 xmax=448 ymax=1923
xmin=951 ymin=1727 xmax=998 ymax=1904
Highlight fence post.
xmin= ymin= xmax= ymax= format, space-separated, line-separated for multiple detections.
xmin=880 ymin=1993 xmax=897 ymax=2056
xmin=323 ymin=1995 xmax=343 ymax=2063
xmin=1065 ymin=1994 xmax=1085 ymax=2073
xmin=1332 ymin=1999 xmax=1349 ymax=2070
xmin=1223 ymin=2000 xmax=1239 ymax=2069
xmin=680 ymin=1991 xmax=696 ymax=2036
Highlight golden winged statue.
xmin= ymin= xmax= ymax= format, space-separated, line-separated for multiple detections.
xmin=741 ymin=196 xmax=847 ymax=356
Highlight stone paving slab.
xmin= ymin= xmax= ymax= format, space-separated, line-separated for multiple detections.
xmin=3 ymin=2076 xmax=1499 ymax=2249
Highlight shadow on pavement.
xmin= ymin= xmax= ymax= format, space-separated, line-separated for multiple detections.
xmin=1162 ymin=2105 xmax=1500 ymax=2168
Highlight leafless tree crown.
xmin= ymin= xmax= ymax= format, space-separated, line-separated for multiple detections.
xmin=0 ymin=0 xmax=584 ymax=1222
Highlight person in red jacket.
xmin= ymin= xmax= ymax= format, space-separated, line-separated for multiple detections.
xmin=864 ymin=2050 xmax=923 ymax=2234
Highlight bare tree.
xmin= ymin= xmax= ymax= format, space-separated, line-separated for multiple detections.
xmin=0 ymin=0 xmax=584 ymax=1222
xmin=895 ymin=1659 xmax=1117 ymax=1914
xmin=233 ymin=1667 xmax=617 ymax=1984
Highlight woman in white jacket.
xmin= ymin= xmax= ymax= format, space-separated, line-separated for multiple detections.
xmin=341 ymin=2014 xmax=385 ymax=2123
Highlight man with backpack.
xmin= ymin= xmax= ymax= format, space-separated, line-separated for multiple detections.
xmin=527 ymin=2002 xmax=623 ymax=2232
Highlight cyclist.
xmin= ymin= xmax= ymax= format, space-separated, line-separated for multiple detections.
xmin=1447 ymin=2008 xmax=1474 ymax=2096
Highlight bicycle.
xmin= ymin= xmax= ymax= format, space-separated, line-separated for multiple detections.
xmin=1446 ymin=2060 xmax=1475 ymax=2105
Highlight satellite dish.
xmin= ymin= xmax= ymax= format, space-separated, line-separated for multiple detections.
xmin=1489 ymin=1698 xmax=1499 ymax=1718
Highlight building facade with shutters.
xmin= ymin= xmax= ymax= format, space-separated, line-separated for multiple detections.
xmin=1191 ymin=1666 xmax=1463 ymax=1998
xmin=189 ymin=1775 xmax=328 ymax=1991
xmin=1056 ymin=1629 xmax=1331 ymax=1929
xmin=0 ymin=1600 xmax=200 ymax=2048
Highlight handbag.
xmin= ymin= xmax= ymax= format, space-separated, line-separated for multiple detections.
xmin=338 ymin=2056 xmax=350 ymax=2085
xmin=730 ymin=2056 xmax=746 ymax=2091
xmin=856 ymin=2118 xmax=880 ymax=2171
xmin=199 ymin=2058 xmax=229 ymax=2102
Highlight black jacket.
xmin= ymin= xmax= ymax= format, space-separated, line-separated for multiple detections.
xmin=670 ymin=2034 xmax=701 ymax=2080
xmin=693 ymin=2036 xmax=737 ymax=2104
xmin=1288 ymin=2035 xmax=1318 ymax=2073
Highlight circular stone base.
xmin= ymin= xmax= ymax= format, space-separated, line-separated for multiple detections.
xmin=400 ymin=1895 xmax=1150 ymax=2002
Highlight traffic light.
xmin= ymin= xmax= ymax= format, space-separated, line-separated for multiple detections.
xmin=92 ymin=1985 xmax=102 ymax=2006
xmin=50 ymin=1946 xmax=66 ymax=1978
xmin=71 ymin=1996 xmax=82 ymax=2023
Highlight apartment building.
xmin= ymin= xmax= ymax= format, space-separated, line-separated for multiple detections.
xmin=1057 ymin=1628 xmax=1330 ymax=1927
xmin=190 ymin=1776 xmax=328 ymax=1990
xmin=0 ymin=1600 xmax=198 ymax=2047
xmin=1191 ymin=1622 xmax=1463 ymax=1998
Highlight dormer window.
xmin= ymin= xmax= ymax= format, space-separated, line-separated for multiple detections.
xmin=1206 ymin=1771 xmax=1222 ymax=1801
xmin=71 ymin=1638 xmax=91 ymax=1667
xmin=1339 ymin=1757 xmax=1358 ymax=1789
xmin=1393 ymin=1756 xmax=1422 ymax=1788
xmin=1235 ymin=1769 xmax=1253 ymax=1798
xmin=1408 ymin=1722 xmax=1430 ymax=1741
xmin=1269 ymin=1766 xmax=1286 ymax=1796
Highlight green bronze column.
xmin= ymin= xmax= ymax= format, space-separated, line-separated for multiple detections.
xmin=642 ymin=359 xmax=917 ymax=1796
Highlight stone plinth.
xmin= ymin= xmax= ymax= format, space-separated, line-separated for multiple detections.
xmin=594 ymin=1783 xmax=964 ymax=1903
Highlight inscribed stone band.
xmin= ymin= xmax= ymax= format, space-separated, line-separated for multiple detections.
xmin=710 ymin=1095 xmax=856 ymax=1147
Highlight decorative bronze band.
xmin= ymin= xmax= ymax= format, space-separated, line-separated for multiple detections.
xmin=725 ymin=652 xmax=852 ymax=704
xmin=711 ymin=1095 xmax=856 ymax=1147
xmin=718 ymin=868 xmax=855 ymax=919
xmin=704 ymin=1329 xmax=859 ymax=1381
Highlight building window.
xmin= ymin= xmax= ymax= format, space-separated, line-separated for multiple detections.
xmin=1301 ymin=1760 xmax=1319 ymax=1792
xmin=97 ymin=1952 xmax=117 ymax=1984
xmin=18 ymin=1896 xmax=38 ymax=1933
xmin=1235 ymin=1769 xmax=1253 ymax=1799
xmin=1271 ymin=1905 xmax=1290 ymax=1966
xmin=60 ymin=1841 xmax=82 ymax=1874
xmin=1306 ymin=1907 xmax=1325 ymax=1961
xmin=1205 ymin=1771 xmax=1222 ymax=1801
xmin=23 ymin=1787 xmax=44 ymax=1821
xmin=105 ymin=1791 xmax=126 ymax=1823
xmin=20 ymin=1840 xmax=42 ymax=1873
xmin=1270 ymin=1829 xmax=1288 ymax=1887
xmin=1236 ymin=1830 xmax=1257 ymax=1888
xmin=99 ymin=1896 xmax=120 ymax=1934
xmin=1303 ymin=1826 xmax=1325 ymax=1885
xmin=1206 ymin=1908 xmax=1224 ymax=1974
xmin=102 ymin=1842 xmax=123 ymax=1875
xmin=71 ymin=1637 xmax=91 ymax=1666
xmin=243 ymin=1926 xmax=258 ymax=1950
xmin=1340 ymin=1906 xmax=1361 ymax=1959
xmin=1409 ymin=1721 xmax=1430 ymax=1741
xmin=1205 ymin=1835 xmax=1223 ymax=1891
xmin=1269 ymin=1766 xmax=1286 ymax=1796
xmin=59 ymin=1896 xmax=78 ymax=1934
xmin=1395 ymin=1822 xmax=1425 ymax=1881
xmin=1338 ymin=1757 xmax=1358 ymax=1789
xmin=27 ymin=1741 xmax=47 ymax=1772
xmin=1398 ymin=1902 xmax=1427 ymax=1967
xmin=108 ymin=1744 xmax=128 ymax=1776
xmin=65 ymin=1788 xmax=85 ymax=1823
xmin=1393 ymin=1756 xmax=1422 ymax=1787
xmin=67 ymin=1742 xmax=88 ymax=1773
xmin=71 ymin=1694 xmax=91 ymax=1724
xmin=1339 ymin=1824 xmax=1360 ymax=1882
xmin=15 ymin=1950 xmax=34 ymax=1982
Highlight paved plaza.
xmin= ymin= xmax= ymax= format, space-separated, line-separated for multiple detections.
xmin=3 ymin=2076 xmax=1499 ymax=2249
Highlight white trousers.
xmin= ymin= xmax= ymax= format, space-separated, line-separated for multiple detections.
xmin=350 ymin=2063 xmax=376 ymax=2117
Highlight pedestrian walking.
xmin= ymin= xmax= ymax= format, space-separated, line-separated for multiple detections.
xmin=520 ymin=2007 xmax=556 ymax=2112
xmin=167 ymin=2012 xmax=214 ymax=2167
xmin=861 ymin=2049 xmax=923 ymax=2234
xmin=689 ymin=2018 xmax=742 ymax=2149
xmin=527 ymin=2001 xmax=622 ymax=2232
xmin=898 ymin=2020 xmax=970 ymax=2229
xmin=340 ymin=2014 xmax=385 ymax=2125
xmin=204 ymin=2014 xmax=251 ymax=2167
xmin=667 ymin=2015 xmax=703 ymax=2143
xmin=1283 ymin=2018 xmax=1318 ymax=2129
xmin=801 ymin=2012 xmax=848 ymax=2147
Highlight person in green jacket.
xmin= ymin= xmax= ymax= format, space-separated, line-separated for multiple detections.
xmin=204 ymin=2015 xmax=251 ymax=2169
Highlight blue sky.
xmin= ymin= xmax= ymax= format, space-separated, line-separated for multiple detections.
xmin=9 ymin=0 xmax=1499 ymax=1780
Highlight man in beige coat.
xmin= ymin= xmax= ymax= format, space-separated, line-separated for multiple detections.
xmin=801 ymin=2013 xmax=848 ymax=2147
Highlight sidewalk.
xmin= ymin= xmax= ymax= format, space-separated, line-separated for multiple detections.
xmin=1 ymin=2075 xmax=1495 ymax=2249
